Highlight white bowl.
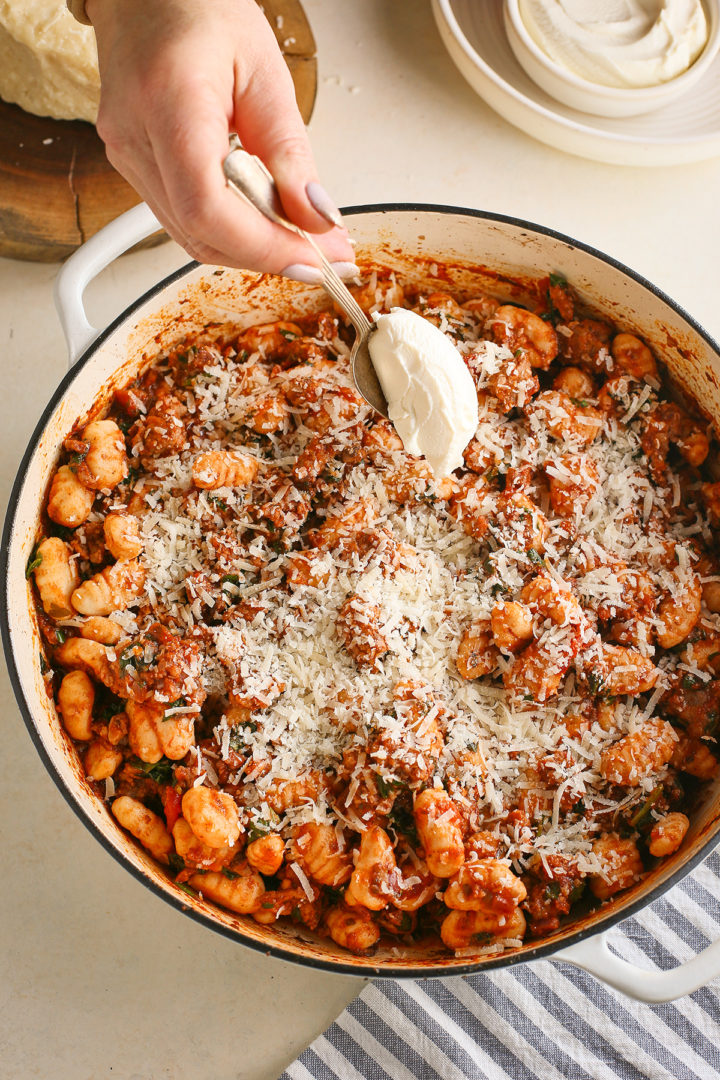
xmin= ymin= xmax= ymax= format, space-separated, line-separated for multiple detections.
xmin=431 ymin=0 xmax=720 ymax=166
xmin=504 ymin=0 xmax=720 ymax=118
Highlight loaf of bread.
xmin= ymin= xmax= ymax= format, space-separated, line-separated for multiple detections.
xmin=0 ymin=0 xmax=100 ymax=122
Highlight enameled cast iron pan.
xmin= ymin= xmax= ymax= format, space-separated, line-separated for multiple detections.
xmin=4 ymin=203 xmax=720 ymax=1000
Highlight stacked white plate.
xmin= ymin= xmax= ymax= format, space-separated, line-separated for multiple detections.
xmin=432 ymin=0 xmax=720 ymax=166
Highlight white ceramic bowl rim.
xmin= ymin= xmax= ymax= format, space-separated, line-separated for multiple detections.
xmin=3 ymin=202 xmax=720 ymax=979
xmin=505 ymin=0 xmax=720 ymax=100
xmin=437 ymin=0 xmax=720 ymax=148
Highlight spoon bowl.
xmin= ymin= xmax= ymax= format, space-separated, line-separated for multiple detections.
xmin=351 ymin=333 xmax=388 ymax=416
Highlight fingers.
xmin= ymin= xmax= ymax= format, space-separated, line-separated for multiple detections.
xmin=108 ymin=105 xmax=355 ymax=271
xmin=103 ymin=141 xmax=186 ymax=246
xmin=234 ymin=63 xmax=337 ymax=234
xmin=143 ymin=73 xmax=352 ymax=271
xmin=90 ymin=0 xmax=353 ymax=273
xmin=121 ymin=147 xmax=357 ymax=275
xmin=232 ymin=4 xmax=350 ymax=241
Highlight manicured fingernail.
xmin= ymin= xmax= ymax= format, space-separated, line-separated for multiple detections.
xmin=280 ymin=263 xmax=324 ymax=284
xmin=306 ymin=181 xmax=343 ymax=227
xmin=331 ymin=261 xmax=360 ymax=281
xmin=281 ymin=262 xmax=359 ymax=284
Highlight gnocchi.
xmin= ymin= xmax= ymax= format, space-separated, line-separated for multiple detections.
xmin=32 ymin=270 xmax=719 ymax=961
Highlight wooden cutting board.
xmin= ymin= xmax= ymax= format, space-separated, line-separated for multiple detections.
xmin=0 ymin=0 xmax=317 ymax=262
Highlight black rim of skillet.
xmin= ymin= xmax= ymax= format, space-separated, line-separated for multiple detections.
xmin=3 ymin=202 xmax=720 ymax=979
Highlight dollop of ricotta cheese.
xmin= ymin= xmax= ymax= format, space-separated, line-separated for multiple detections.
xmin=518 ymin=0 xmax=708 ymax=89
xmin=368 ymin=308 xmax=479 ymax=477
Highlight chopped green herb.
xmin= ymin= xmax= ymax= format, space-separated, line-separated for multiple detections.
xmin=568 ymin=881 xmax=586 ymax=905
xmin=163 ymin=697 xmax=187 ymax=719
xmin=388 ymin=798 xmax=419 ymax=845
xmin=247 ymin=818 xmax=273 ymax=844
xmin=228 ymin=720 xmax=258 ymax=753
xmin=549 ymin=272 xmax=568 ymax=288
xmin=527 ymin=548 xmax=544 ymax=565
xmin=221 ymin=867 xmax=240 ymax=880
xmin=131 ymin=756 xmax=175 ymax=784
xmin=118 ymin=644 xmax=137 ymax=671
xmin=26 ymin=551 xmax=42 ymax=578
xmin=118 ymin=641 xmax=154 ymax=673
xmin=279 ymin=329 xmax=297 ymax=340
xmin=587 ymin=670 xmax=605 ymax=696
xmin=55 ymin=628 xmax=66 ymax=644
xmin=167 ymin=852 xmax=185 ymax=874
xmin=375 ymin=773 xmax=404 ymax=799
xmin=96 ymin=693 xmax=125 ymax=722
xmin=544 ymin=881 xmax=561 ymax=900
xmin=628 ymin=785 xmax=663 ymax=830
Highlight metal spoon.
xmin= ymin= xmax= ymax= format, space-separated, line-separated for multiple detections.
xmin=222 ymin=138 xmax=389 ymax=417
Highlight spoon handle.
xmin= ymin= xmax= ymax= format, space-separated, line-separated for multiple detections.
xmin=223 ymin=135 xmax=289 ymax=227
xmin=222 ymin=139 xmax=371 ymax=337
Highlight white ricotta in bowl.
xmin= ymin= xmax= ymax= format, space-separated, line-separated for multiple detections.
xmin=517 ymin=0 xmax=708 ymax=89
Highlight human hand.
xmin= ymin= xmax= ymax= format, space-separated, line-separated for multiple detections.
xmin=86 ymin=0 xmax=356 ymax=280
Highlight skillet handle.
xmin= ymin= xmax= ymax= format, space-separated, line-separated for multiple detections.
xmin=553 ymin=929 xmax=720 ymax=1003
xmin=54 ymin=203 xmax=162 ymax=367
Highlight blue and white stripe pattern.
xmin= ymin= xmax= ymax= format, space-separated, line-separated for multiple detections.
xmin=282 ymin=850 xmax=720 ymax=1080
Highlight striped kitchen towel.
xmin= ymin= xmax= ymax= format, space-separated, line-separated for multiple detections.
xmin=281 ymin=847 xmax=720 ymax=1080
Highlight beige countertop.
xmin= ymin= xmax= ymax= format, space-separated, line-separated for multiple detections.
xmin=2 ymin=2 xmax=720 ymax=1077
